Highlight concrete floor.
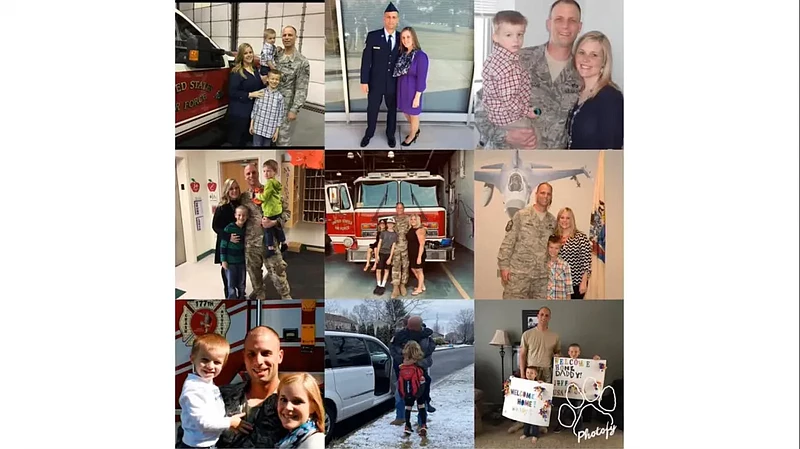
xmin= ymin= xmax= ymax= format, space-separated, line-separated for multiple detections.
xmin=176 ymin=108 xmax=324 ymax=147
xmin=324 ymin=243 xmax=474 ymax=299
xmin=325 ymin=122 xmax=479 ymax=150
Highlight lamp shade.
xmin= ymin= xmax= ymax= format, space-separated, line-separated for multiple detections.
xmin=488 ymin=330 xmax=511 ymax=347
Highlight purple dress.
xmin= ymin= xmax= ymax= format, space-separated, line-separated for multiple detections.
xmin=396 ymin=50 xmax=429 ymax=116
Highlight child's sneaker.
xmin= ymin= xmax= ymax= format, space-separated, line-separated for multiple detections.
xmin=373 ymin=285 xmax=381 ymax=295
xmin=418 ymin=425 xmax=428 ymax=436
xmin=404 ymin=424 xmax=413 ymax=435
xmin=280 ymin=243 xmax=288 ymax=253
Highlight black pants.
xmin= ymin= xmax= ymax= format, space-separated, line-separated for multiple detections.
xmin=403 ymin=395 xmax=427 ymax=427
xmin=571 ymin=284 xmax=585 ymax=300
xmin=227 ymin=115 xmax=251 ymax=146
xmin=523 ymin=423 xmax=540 ymax=437
xmin=221 ymin=265 xmax=229 ymax=299
xmin=365 ymin=89 xmax=397 ymax=139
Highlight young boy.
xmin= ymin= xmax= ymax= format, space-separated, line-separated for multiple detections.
xmin=481 ymin=11 xmax=540 ymax=145
xmin=398 ymin=340 xmax=428 ymax=437
xmin=259 ymin=28 xmax=278 ymax=74
xmin=546 ymin=235 xmax=573 ymax=300
xmin=254 ymin=160 xmax=287 ymax=256
xmin=179 ymin=334 xmax=250 ymax=448
xmin=220 ymin=206 xmax=248 ymax=299
xmin=250 ymin=70 xmax=285 ymax=147
xmin=554 ymin=343 xmax=603 ymax=433
xmin=374 ymin=217 xmax=397 ymax=295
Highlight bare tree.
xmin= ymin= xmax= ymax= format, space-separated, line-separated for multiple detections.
xmin=352 ymin=303 xmax=375 ymax=325
xmin=433 ymin=313 xmax=441 ymax=335
xmin=325 ymin=301 xmax=342 ymax=315
xmin=362 ymin=299 xmax=430 ymax=328
xmin=452 ymin=308 xmax=475 ymax=343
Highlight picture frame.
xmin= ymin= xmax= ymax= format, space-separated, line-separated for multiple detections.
xmin=521 ymin=309 xmax=539 ymax=335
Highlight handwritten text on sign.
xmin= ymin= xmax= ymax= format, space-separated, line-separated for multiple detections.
xmin=552 ymin=357 xmax=607 ymax=400
xmin=502 ymin=377 xmax=554 ymax=426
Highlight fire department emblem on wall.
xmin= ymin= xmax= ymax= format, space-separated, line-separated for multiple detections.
xmin=180 ymin=301 xmax=231 ymax=347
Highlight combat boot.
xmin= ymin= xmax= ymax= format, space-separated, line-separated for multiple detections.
xmin=400 ymin=284 xmax=407 ymax=296
xmin=391 ymin=285 xmax=400 ymax=299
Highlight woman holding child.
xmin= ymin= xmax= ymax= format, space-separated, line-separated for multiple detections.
xmin=566 ymin=31 xmax=624 ymax=150
xmin=212 ymin=179 xmax=244 ymax=299
xmin=393 ymin=27 xmax=429 ymax=146
xmin=553 ymin=207 xmax=592 ymax=299
xmin=228 ymin=43 xmax=267 ymax=146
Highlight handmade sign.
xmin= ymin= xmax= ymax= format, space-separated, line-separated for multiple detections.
xmin=502 ymin=377 xmax=554 ymax=426
xmin=552 ymin=357 xmax=607 ymax=400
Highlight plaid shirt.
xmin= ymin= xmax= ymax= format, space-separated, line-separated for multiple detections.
xmin=251 ymin=88 xmax=285 ymax=139
xmin=546 ymin=257 xmax=574 ymax=300
xmin=261 ymin=42 xmax=275 ymax=66
xmin=481 ymin=43 xmax=533 ymax=126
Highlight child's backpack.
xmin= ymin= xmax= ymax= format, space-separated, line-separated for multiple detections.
xmin=398 ymin=364 xmax=423 ymax=399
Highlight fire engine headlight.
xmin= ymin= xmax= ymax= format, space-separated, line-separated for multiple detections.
xmin=343 ymin=237 xmax=354 ymax=248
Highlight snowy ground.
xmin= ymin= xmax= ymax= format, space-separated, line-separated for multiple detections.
xmin=434 ymin=344 xmax=472 ymax=351
xmin=331 ymin=364 xmax=475 ymax=449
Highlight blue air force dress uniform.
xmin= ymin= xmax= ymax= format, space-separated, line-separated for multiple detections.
xmin=360 ymin=2 xmax=401 ymax=147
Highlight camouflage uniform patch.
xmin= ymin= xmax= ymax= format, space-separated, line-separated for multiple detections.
xmin=242 ymin=188 xmax=292 ymax=299
xmin=274 ymin=48 xmax=310 ymax=147
xmin=475 ymin=42 xmax=581 ymax=149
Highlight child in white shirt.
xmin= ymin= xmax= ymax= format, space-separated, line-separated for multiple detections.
xmin=179 ymin=333 xmax=251 ymax=448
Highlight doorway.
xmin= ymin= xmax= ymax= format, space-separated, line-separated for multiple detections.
xmin=175 ymin=160 xmax=187 ymax=267
xmin=220 ymin=158 xmax=260 ymax=194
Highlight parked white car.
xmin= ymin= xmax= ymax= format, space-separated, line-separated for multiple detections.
xmin=324 ymin=331 xmax=396 ymax=443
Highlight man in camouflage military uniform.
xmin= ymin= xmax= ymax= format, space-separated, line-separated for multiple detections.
xmin=274 ymin=25 xmax=310 ymax=146
xmin=475 ymin=0 xmax=582 ymax=149
xmin=242 ymin=163 xmax=292 ymax=300
xmin=497 ymin=183 xmax=556 ymax=299
xmin=391 ymin=202 xmax=410 ymax=298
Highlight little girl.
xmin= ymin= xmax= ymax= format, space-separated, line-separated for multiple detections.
xmin=275 ymin=372 xmax=326 ymax=449
xmin=398 ymin=340 xmax=428 ymax=437
xmin=503 ymin=366 xmax=543 ymax=445
xmin=363 ymin=219 xmax=387 ymax=271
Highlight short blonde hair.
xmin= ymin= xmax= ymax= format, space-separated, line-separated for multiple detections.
xmin=279 ymin=373 xmax=325 ymax=432
xmin=191 ymin=333 xmax=231 ymax=365
xmin=402 ymin=340 xmax=424 ymax=362
xmin=264 ymin=28 xmax=277 ymax=38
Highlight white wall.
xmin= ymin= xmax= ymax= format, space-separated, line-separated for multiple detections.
xmin=451 ymin=151 xmax=475 ymax=251
xmin=236 ymin=2 xmax=325 ymax=107
xmin=179 ymin=3 xmax=233 ymax=51
xmin=175 ymin=150 xmax=324 ymax=264
xmin=514 ymin=0 xmax=624 ymax=91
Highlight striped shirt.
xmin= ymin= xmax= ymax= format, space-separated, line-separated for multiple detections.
xmin=558 ymin=231 xmax=592 ymax=286
xmin=481 ymin=43 xmax=533 ymax=126
xmin=251 ymin=88 xmax=285 ymax=139
xmin=220 ymin=223 xmax=246 ymax=265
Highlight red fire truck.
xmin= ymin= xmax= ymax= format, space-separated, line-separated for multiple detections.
xmin=175 ymin=9 xmax=233 ymax=141
xmin=325 ymin=171 xmax=456 ymax=262
xmin=174 ymin=300 xmax=324 ymax=421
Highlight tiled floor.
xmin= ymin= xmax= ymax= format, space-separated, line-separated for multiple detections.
xmin=325 ymin=122 xmax=479 ymax=150
xmin=175 ymin=250 xmax=324 ymax=299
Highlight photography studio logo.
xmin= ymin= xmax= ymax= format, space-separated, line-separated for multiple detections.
xmin=557 ymin=377 xmax=617 ymax=443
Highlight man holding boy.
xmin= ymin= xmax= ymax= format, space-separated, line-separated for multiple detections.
xmin=217 ymin=326 xmax=288 ymax=448
xmin=274 ymin=25 xmax=310 ymax=146
xmin=498 ymin=182 xmax=556 ymax=299
xmin=242 ymin=163 xmax=292 ymax=300
xmin=475 ymin=0 xmax=583 ymax=149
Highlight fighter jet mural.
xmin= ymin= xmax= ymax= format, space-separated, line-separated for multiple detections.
xmin=474 ymin=150 xmax=591 ymax=219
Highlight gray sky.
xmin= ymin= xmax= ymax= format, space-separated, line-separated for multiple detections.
xmin=326 ymin=300 xmax=473 ymax=334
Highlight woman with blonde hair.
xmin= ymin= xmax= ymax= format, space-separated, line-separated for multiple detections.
xmin=553 ymin=207 xmax=592 ymax=299
xmin=228 ymin=43 xmax=267 ymax=146
xmin=275 ymin=373 xmax=325 ymax=448
xmin=566 ymin=31 xmax=624 ymax=150
xmin=407 ymin=215 xmax=427 ymax=295
xmin=394 ymin=26 xmax=429 ymax=146
xmin=212 ymin=179 xmax=244 ymax=298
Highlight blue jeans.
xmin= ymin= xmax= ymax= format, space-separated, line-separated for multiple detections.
xmin=253 ymin=134 xmax=273 ymax=147
xmin=395 ymin=368 xmax=431 ymax=424
xmin=225 ymin=264 xmax=246 ymax=299
xmin=263 ymin=214 xmax=286 ymax=255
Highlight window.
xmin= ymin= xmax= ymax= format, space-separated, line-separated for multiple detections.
xmin=327 ymin=336 xmax=371 ymax=368
xmin=339 ymin=185 xmax=351 ymax=210
xmin=359 ymin=182 xmax=398 ymax=208
xmin=400 ymin=181 xmax=439 ymax=207
xmin=327 ymin=0 xmax=475 ymax=114
xmin=176 ymin=12 xmax=204 ymax=63
xmin=326 ymin=185 xmax=340 ymax=211
xmin=365 ymin=339 xmax=389 ymax=364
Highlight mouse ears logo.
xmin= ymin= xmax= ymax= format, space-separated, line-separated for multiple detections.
xmin=179 ymin=301 xmax=231 ymax=347
xmin=558 ymin=377 xmax=617 ymax=443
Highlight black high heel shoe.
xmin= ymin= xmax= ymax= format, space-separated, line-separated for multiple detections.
xmin=401 ymin=129 xmax=420 ymax=146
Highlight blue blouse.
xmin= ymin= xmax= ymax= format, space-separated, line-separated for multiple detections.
xmin=566 ymin=85 xmax=624 ymax=150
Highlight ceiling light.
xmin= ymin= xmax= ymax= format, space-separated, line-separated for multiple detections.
xmin=388 ymin=151 xmax=395 ymax=159
xmin=347 ymin=152 xmax=354 ymax=159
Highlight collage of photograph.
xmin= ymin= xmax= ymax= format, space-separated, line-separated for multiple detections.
xmin=174 ymin=1 xmax=623 ymax=448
